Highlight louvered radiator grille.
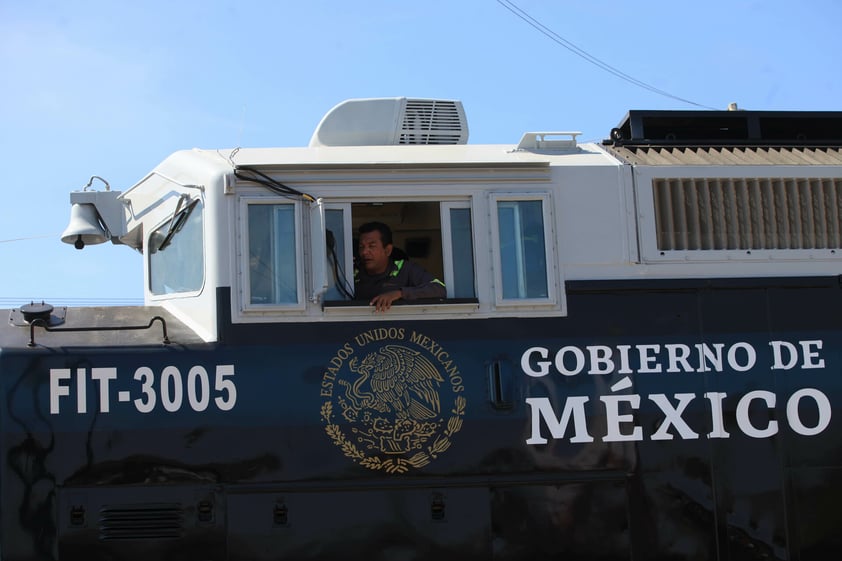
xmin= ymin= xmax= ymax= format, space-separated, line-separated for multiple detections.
xmin=99 ymin=504 xmax=184 ymax=540
xmin=399 ymin=100 xmax=465 ymax=145
xmin=653 ymin=177 xmax=842 ymax=250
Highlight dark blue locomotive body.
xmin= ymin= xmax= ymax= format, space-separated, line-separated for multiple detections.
xmin=4 ymin=99 xmax=842 ymax=559
xmin=4 ymin=278 xmax=842 ymax=560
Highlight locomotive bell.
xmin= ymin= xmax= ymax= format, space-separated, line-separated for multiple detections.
xmin=61 ymin=203 xmax=108 ymax=249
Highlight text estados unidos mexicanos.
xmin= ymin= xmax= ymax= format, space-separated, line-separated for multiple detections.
xmin=522 ymin=339 xmax=832 ymax=444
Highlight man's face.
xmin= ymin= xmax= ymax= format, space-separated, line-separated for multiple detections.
xmin=358 ymin=230 xmax=392 ymax=275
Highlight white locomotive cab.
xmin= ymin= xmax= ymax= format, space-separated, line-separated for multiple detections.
xmin=61 ymin=99 xmax=842 ymax=343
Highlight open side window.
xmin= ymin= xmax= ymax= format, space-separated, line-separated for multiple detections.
xmin=352 ymin=201 xmax=445 ymax=292
xmin=489 ymin=193 xmax=559 ymax=309
xmin=321 ymin=200 xmax=475 ymax=306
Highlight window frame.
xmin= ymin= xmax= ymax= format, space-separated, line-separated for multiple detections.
xmin=322 ymin=202 xmax=354 ymax=302
xmin=238 ymin=196 xmax=306 ymax=313
xmin=489 ymin=192 xmax=560 ymax=310
xmin=147 ymin=198 xmax=206 ymax=299
xmin=230 ymin=177 xmax=566 ymax=322
xmin=440 ymin=200 xmax=476 ymax=299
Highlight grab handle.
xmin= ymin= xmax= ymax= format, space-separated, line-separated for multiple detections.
xmin=487 ymin=359 xmax=513 ymax=410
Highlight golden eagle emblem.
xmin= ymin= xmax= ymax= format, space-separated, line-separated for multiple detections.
xmin=320 ymin=336 xmax=466 ymax=473
xmin=347 ymin=345 xmax=443 ymax=421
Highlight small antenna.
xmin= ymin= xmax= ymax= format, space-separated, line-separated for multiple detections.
xmin=237 ymin=103 xmax=247 ymax=147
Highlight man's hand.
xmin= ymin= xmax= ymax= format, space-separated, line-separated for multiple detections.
xmin=369 ymin=290 xmax=402 ymax=312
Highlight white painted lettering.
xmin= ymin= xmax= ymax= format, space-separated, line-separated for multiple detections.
xmin=521 ymin=347 xmax=550 ymax=377
xmin=799 ymin=340 xmax=825 ymax=369
xmin=525 ymin=396 xmax=593 ymax=444
xmin=600 ymin=394 xmax=643 ymax=441
xmin=736 ymin=390 xmax=778 ymax=438
xmin=187 ymin=366 xmax=211 ymax=412
xmin=787 ymin=388 xmax=831 ymax=435
xmin=770 ymin=341 xmax=798 ymax=370
xmin=616 ymin=345 xmax=633 ymax=374
xmin=160 ymin=366 xmax=183 ymax=412
xmin=47 ymin=363 xmax=238 ymax=415
xmin=587 ymin=345 xmax=614 ymax=375
xmin=50 ymin=368 xmax=72 ymax=414
xmin=214 ymin=365 xmax=238 ymax=411
xmin=704 ymin=392 xmax=730 ymax=438
xmin=695 ymin=343 xmax=724 ymax=372
xmin=76 ymin=368 xmax=87 ymax=414
xmin=91 ymin=368 xmax=117 ymax=413
xmin=649 ymin=393 xmax=699 ymax=440
xmin=555 ymin=346 xmax=585 ymax=376
xmin=637 ymin=344 xmax=662 ymax=373
xmin=728 ymin=342 xmax=756 ymax=372
xmin=665 ymin=344 xmax=693 ymax=373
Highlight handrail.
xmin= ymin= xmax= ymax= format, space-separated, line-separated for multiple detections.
xmin=28 ymin=316 xmax=170 ymax=347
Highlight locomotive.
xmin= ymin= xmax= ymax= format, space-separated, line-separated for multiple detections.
xmin=3 ymin=97 xmax=842 ymax=560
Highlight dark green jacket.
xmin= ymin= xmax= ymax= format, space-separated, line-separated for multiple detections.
xmin=354 ymin=259 xmax=446 ymax=301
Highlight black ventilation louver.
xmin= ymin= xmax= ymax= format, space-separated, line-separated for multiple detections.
xmin=99 ymin=503 xmax=184 ymax=540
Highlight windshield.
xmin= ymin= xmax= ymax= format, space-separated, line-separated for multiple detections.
xmin=149 ymin=199 xmax=204 ymax=295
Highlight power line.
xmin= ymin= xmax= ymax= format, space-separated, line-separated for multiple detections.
xmin=496 ymin=0 xmax=716 ymax=110
xmin=0 ymin=233 xmax=60 ymax=243
xmin=0 ymin=297 xmax=144 ymax=307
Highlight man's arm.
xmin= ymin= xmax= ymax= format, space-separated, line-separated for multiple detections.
xmin=399 ymin=261 xmax=446 ymax=300
xmin=367 ymin=261 xmax=447 ymax=312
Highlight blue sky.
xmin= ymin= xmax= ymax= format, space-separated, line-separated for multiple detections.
xmin=1 ymin=0 xmax=840 ymax=306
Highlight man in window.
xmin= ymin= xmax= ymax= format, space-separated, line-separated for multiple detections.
xmin=355 ymin=221 xmax=446 ymax=312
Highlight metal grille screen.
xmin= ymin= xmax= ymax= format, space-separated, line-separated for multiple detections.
xmin=399 ymin=100 xmax=464 ymax=145
xmin=653 ymin=177 xmax=842 ymax=250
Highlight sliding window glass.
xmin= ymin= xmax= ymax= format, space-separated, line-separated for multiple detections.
xmin=324 ymin=205 xmax=354 ymax=301
xmin=246 ymin=202 xmax=302 ymax=307
xmin=441 ymin=202 xmax=476 ymax=298
xmin=491 ymin=194 xmax=555 ymax=305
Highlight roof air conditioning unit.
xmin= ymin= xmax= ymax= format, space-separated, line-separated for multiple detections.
xmin=309 ymin=97 xmax=468 ymax=147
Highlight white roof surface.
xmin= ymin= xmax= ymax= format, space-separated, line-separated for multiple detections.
xmin=210 ymin=142 xmax=622 ymax=169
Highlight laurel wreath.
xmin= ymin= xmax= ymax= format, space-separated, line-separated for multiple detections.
xmin=321 ymin=395 xmax=466 ymax=473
